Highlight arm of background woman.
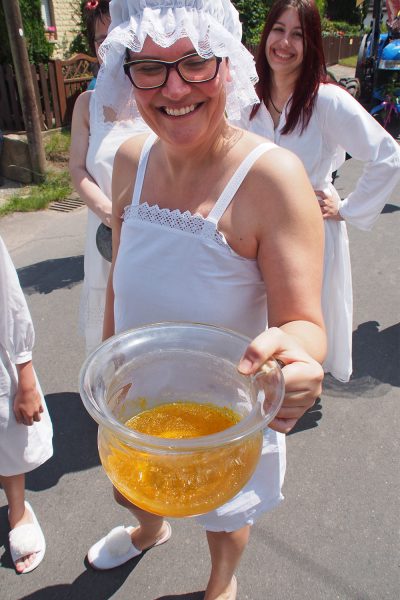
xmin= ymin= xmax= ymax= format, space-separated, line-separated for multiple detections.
xmin=69 ymin=91 xmax=113 ymax=227
xmin=322 ymin=85 xmax=400 ymax=231
xmin=239 ymin=148 xmax=326 ymax=433
xmin=102 ymin=135 xmax=146 ymax=341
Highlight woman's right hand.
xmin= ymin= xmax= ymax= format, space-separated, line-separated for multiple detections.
xmin=238 ymin=327 xmax=324 ymax=434
xmin=315 ymin=189 xmax=343 ymax=221
xmin=99 ymin=206 xmax=112 ymax=228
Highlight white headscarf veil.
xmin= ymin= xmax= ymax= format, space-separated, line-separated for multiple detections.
xmin=94 ymin=0 xmax=259 ymax=126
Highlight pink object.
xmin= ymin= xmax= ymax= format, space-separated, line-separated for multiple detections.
xmin=85 ymin=0 xmax=99 ymax=10
xmin=386 ymin=0 xmax=400 ymax=25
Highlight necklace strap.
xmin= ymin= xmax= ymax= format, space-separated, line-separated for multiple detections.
xmin=269 ymin=96 xmax=282 ymax=114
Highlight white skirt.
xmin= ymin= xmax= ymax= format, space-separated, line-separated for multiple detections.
xmin=322 ymin=217 xmax=353 ymax=382
xmin=0 ymin=345 xmax=53 ymax=477
xmin=79 ymin=209 xmax=110 ymax=355
xmin=195 ymin=428 xmax=286 ymax=532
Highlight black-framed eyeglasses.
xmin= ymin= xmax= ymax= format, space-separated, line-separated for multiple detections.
xmin=123 ymin=52 xmax=223 ymax=90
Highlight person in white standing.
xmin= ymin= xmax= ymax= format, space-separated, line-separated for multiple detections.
xmin=239 ymin=0 xmax=400 ymax=382
xmin=0 ymin=236 xmax=53 ymax=574
xmin=84 ymin=1 xmax=327 ymax=598
xmin=69 ymin=0 xmax=148 ymax=354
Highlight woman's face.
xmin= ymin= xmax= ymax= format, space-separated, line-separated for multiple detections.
xmin=94 ymin=15 xmax=111 ymax=63
xmin=128 ymin=37 xmax=231 ymax=149
xmin=265 ymin=8 xmax=304 ymax=79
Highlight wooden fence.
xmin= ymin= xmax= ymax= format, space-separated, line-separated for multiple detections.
xmin=322 ymin=35 xmax=362 ymax=66
xmin=0 ymin=54 xmax=97 ymax=133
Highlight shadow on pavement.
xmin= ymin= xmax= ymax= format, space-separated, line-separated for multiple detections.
xmin=17 ymin=255 xmax=84 ymax=295
xmin=381 ymin=203 xmax=400 ymax=214
xmin=155 ymin=593 xmax=204 ymax=600
xmin=287 ymin=398 xmax=322 ymax=436
xmin=13 ymin=558 xmax=143 ymax=600
xmin=324 ymin=320 xmax=399 ymax=398
xmin=25 ymin=392 xmax=100 ymax=491
xmin=289 ymin=319 xmax=399 ymax=429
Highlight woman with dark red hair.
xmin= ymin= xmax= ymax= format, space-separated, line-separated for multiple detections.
xmin=240 ymin=0 xmax=400 ymax=383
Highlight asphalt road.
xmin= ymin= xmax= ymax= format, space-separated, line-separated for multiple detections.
xmin=0 ymin=158 xmax=399 ymax=600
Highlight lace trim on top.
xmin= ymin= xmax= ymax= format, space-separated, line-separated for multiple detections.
xmin=123 ymin=202 xmax=227 ymax=247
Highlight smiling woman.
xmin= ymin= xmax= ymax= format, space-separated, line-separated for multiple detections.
xmin=238 ymin=0 xmax=400 ymax=384
xmin=85 ymin=2 xmax=327 ymax=599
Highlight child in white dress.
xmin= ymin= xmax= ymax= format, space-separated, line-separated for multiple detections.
xmin=0 ymin=235 xmax=53 ymax=574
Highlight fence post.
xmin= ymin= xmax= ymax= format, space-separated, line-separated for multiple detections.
xmin=2 ymin=0 xmax=46 ymax=181
xmin=53 ymin=59 xmax=68 ymax=126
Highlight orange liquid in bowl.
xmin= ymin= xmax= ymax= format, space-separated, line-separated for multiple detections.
xmin=99 ymin=402 xmax=263 ymax=517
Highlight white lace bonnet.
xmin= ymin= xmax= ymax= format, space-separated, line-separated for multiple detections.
xmin=94 ymin=0 xmax=259 ymax=123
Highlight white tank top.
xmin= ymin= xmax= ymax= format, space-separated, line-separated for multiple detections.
xmin=114 ymin=133 xmax=276 ymax=339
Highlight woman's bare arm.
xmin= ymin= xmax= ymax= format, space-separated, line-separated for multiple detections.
xmin=240 ymin=147 xmax=326 ymax=433
xmin=69 ymin=91 xmax=113 ymax=227
xmin=102 ymin=134 xmax=148 ymax=341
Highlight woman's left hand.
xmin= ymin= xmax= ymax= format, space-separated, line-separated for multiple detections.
xmin=238 ymin=327 xmax=324 ymax=434
xmin=315 ymin=189 xmax=343 ymax=221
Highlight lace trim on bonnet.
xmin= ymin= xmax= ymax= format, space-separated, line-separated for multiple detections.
xmin=94 ymin=0 xmax=259 ymax=125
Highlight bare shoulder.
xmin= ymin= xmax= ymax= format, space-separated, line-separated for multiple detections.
xmin=73 ymin=90 xmax=92 ymax=116
xmin=113 ymin=133 xmax=152 ymax=211
xmin=226 ymin=127 xmax=314 ymax=218
xmin=115 ymin=132 xmax=150 ymax=165
xmin=246 ymin=141 xmax=311 ymax=205
xmin=255 ymin=144 xmax=308 ymax=187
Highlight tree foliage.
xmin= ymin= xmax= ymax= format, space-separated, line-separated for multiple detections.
xmin=326 ymin=0 xmax=363 ymax=25
xmin=232 ymin=0 xmax=270 ymax=45
xmin=0 ymin=0 xmax=54 ymax=64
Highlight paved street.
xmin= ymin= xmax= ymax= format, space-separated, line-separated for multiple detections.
xmin=0 ymin=158 xmax=399 ymax=600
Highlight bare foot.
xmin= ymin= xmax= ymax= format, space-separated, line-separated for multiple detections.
xmin=130 ymin=521 xmax=170 ymax=551
xmin=205 ymin=575 xmax=237 ymax=600
xmin=15 ymin=553 xmax=37 ymax=574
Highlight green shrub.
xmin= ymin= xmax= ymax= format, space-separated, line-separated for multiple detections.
xmin=232 ymin=0 xmax=269 ymax=46
xmin=321 ymin=18 xmax=362 ymax=37
xmin=325 ymin=0 xmax=363 ymax=26
xmin=0 ymin=0 xmax=53 ymax=64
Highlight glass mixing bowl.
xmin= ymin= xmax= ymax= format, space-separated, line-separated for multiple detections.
xmin=79 ymin=322 xmax=284 ymax=517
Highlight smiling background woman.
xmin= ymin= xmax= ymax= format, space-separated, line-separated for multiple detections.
xmin=240 ymin=0 xmax=400 ymax=383
xmin=85 ymin=1 xmax=326 ymax=598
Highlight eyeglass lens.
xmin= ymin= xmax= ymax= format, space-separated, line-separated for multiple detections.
xmin=127 ymin=55 xmax=219 ymax=89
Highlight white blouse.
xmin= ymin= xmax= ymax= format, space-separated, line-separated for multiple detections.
xmin=240 ymin=83 xmax=400 ymax=231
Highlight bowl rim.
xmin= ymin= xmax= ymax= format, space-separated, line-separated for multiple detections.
xmin=79 ymin=322 xmax=284 ymax=452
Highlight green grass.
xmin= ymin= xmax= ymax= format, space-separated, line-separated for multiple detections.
xmin=338 ymin=55 xmax=358 ymax=68
xmin=44 ymin=130 xmax=71 ymax=160
xmin=0 ymin=169 xmax=72 ymax=216
xmin=0 ymin=129 xmax=73 ymax=216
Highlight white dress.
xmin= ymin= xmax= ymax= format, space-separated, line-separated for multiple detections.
xmin=113 ymin=134 xmax=286 ymax=532
xmin=79 ymin=92 xmax=149 ymax=354
xmin=0 ymin=236 xmax=53 ymax=476
xmin=238 ymin=83 xmax=400 ymax=382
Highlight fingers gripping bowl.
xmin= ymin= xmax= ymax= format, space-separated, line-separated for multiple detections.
xmin=79 ymin=323 xmax=284 ymax=517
